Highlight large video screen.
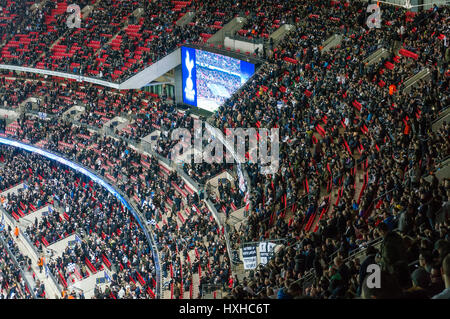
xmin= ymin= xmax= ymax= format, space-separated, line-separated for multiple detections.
xmin=181 ymin=46 xmax=255 ymax=112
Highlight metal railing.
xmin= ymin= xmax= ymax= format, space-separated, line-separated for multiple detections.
xmin=292 ymin=235 xmax=384 ymax=295
xmin=224 ymin=31 xmax=269 ymax=45
xmin=240 ymin=238 xmax=288 ymax=249
xmin=184 ymin=43 xmax=264 ymax=65
xmin=204 ymin=199 xmax=234 ymax=264
xmin=431 ymin=106 xmax=449 ymax=125
xmin=200 ymin=284 xmax=224 ymax=299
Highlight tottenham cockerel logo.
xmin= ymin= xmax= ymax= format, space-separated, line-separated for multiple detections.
xmin=184 ymin=51 xmax=196 ymax=102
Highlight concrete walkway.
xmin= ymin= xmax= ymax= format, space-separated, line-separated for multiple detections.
xmin=1 ymin=211 xmax=62 ymax=298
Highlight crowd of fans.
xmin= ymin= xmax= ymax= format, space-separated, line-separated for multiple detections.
xmin=0 ymin=110 xmax=231 ymax=298
xmin=0 ymin=231 xmax=34 ymax=299
xmin=0 ymin=145 xmax=159 ymax=298
xmin=196 ymin=66 xmax=241 ymax=102
xmin=0 ymin=0 xmax=305 ymax=82
xmin=132 ymin=1 xmax=448 ymax=256
xmin=206 ymin=2 xmax=449 ymax=244
xmin=236 ymin=0 xmax=297 ymax=40
xmin=0 ymin=0 xmax=448 ymax=299
xmin=216 ymin=2 xmax=449 ymax=299
xmin=226 ymin=176 xmax=449 ymax=299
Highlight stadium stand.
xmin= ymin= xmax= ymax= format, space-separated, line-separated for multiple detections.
xmin=0 ymin=0 xmax=448 ymax=300
xmin=0 ymin=230 xmax=35 ymax=299
xmin=0 ymin=145 xmax=159 ymax=298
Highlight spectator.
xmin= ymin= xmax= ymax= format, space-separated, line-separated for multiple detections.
xmin=432 ymin=253 xmax=450 ymax=299
xmin=404 ymin=267 xmax=431 ymax=298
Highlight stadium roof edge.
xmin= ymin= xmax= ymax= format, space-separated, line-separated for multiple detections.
xmin=0 ymin=43 xmax=264 ymax=90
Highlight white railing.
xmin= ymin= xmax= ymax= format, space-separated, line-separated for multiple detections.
xmin=0 ymin=64 xmax=120 ymax=89
xmin=0 ymin=48 xmax=181 ymax=90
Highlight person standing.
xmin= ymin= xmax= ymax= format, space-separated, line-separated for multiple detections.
xmin=37 ymin=256 xmax=44 ymax=274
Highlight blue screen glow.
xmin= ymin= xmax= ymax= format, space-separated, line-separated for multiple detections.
xmin=181 ymin=47 xmax=255 ymax=112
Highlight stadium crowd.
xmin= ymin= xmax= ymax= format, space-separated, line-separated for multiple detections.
xmin=0 ymin=144 xmax=160 ymax=298
xmin=0 ymin=111 xmax=231 ymax=298
xmin=0 ymin=0 xmax=305 ymax=82
xmin=0 ymin=0 xmax=448 ymax=299
xmin=196 ymin=66 xmax=241 ymax=102
xmin=0 ymin=231 xmax=34 ymax=299
xmin=215 ymin=2 xmax=450 ymax=299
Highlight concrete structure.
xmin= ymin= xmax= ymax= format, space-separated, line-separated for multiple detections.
xmin=176 ymin=11 xmax=195 ymax=26
xmin=401 ymin=68 xmax=432 ymax=93
xmin=207 ymin=17 xmax=248 ymax=45
xmin=269 ymin=24 xmax=294 ymax=46
xmin=362 ymin=48 xmax=390 ymax=67
xmin=321 ymin=34 xmax=343 ymax=53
